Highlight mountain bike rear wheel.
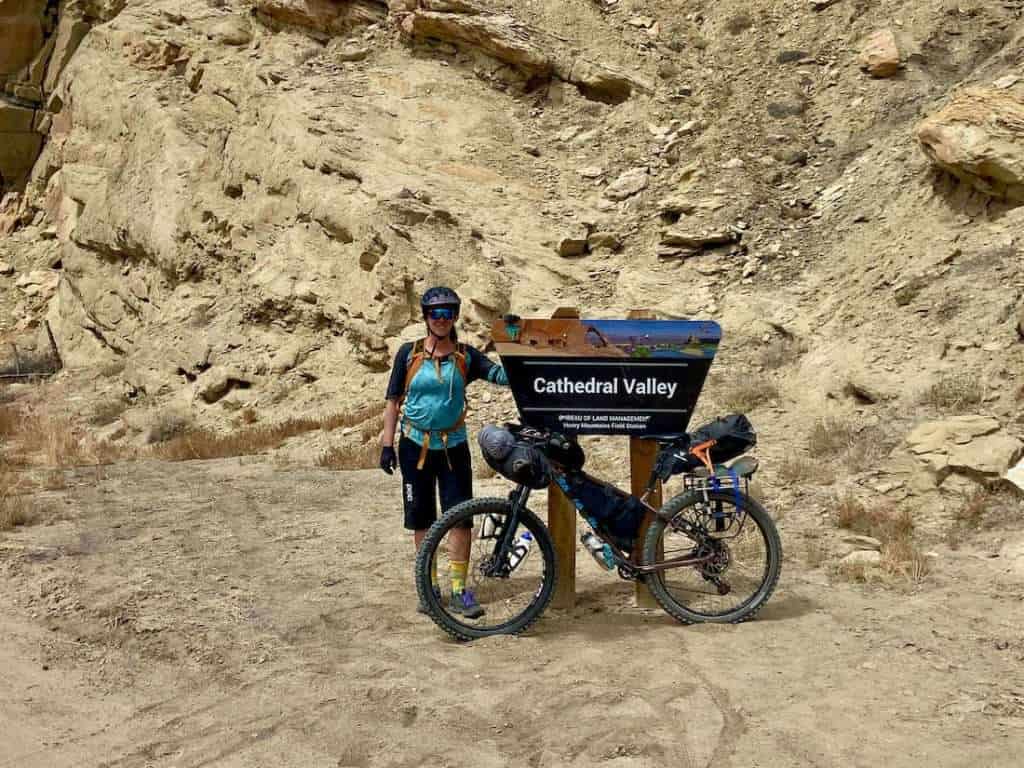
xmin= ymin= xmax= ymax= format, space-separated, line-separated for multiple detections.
xmin=642 ymin=489 xmax=781 ymax=624
xmin=415 ymin=497 xmax=557 ymax=641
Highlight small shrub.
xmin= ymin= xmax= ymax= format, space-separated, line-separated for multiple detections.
xmin=725 ymin=12 xmax=754 ymax=34
xmin=99 ymin=360 xmax=126 ymax=378
xmin=808 ymin=418 xmax=888 ymax=474
xmin=776 ymin=452 xmax=835 ymax=485
xmin=835 ymin=492 xmax=868 ymax=531
xmin=758 ymin=337 xmax=806 ymax=370
xmin=146 ymin=411 xmax=193 ymax=444
xmin=42 ymin=469 xmax=68 ymax=490
xmin=0 ymin=404 xmax=21 ymax=437
xmin=0 ymin=461 xmax=33 ymax=530
xmin=918 ymin=374 xmax=984 ymax=411
xmin=240 ymin=408 xmax=259 ymax=425
xmin=955 ymin=489 xmax=990 ymax=529
xmin=833 ymin=494 xmax=925 ymax=582
xmin=718 ymin=379 xmax=779 ymax=412
xmin=808 ymin=417 xmax=857 ymax=458
xmin=803 ymin=538 xmax=828 ymax=569
xmin=836 ymin=499 xmax=913 ymax=542
xmin=881 ymin=538 xmax=931 ymax=583
xmin=89 ymin=398 xmax=128 ymax=427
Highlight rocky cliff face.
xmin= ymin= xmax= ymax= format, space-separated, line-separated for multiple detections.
xmin=1 ymin=0 xmax=1023 ymax=507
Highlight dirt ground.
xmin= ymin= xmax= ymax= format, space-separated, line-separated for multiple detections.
xmin=1 ymin=457 xmax=1022 ymax=768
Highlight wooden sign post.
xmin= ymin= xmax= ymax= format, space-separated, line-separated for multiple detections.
xmin=627 ymin=309 xmax=662 ymax=608
xmin=548 ymin=307 xmax=580 ymax=609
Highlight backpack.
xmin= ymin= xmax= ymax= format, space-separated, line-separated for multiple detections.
xmin=401 ymin=338 xmax=470 ymax=469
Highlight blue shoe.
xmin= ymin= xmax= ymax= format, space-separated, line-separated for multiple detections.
xmin=417 ymin=585 xmax=441 ymax=615
xmin=450 ymin=589 xmax=485 ymax=619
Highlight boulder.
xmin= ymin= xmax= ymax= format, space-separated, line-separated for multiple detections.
xmin=603 ymin=167 xmax=648 ymax=201
xmin=195 ymin=366 xmax=253 ymax=404
xmin=560 ymin=59 xmax=649 ymax=104
xmin=999 ymin=534 xmax=1024 ymax=581
xmin=842 ymin=534 xmax=882 ymax=551
xmin=257 ymin=0 xmax=387 ymax=36
xmin=916 ymin=88 xmax=1024 ymax=202
xmin=0 ymin=98 xmax=43 ymax=188
xmin=401 ymin=10 xmax=551 ymax=78
xmin=206 ymin=15 xmax=253 ymax=46
xmin=557 ymin=234 xmax=588 ymax=257
xmin=858 ymin=29 xmax=900 ymax=78
xmin=43 ymin=13 xmax=92 ymax=95
xmin=587 ymin=231 xmax=621 ymax=252
xmin=946 ymin=434 xmax=1024 ymax=479
xmin=0 ymin=0 xmax=47 ymax=76
xmin=660 ymin=226 xmax=737 ymax=250
xmin=906 ymin=416 xmax=1023 ymax=484
xmin=906 ymin=415 xmax=1000 ymax=455
xmin=840 ymin=550 xmax=882 ymax=567
xmin=1007 ymin=457 xmax=1024 ymax=493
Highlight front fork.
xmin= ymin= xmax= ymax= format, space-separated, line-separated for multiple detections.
xmin=482 ymin=485 xmax=531 ymax=578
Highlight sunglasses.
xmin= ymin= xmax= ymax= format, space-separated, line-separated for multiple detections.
xmin=426 ymin=308 xmax=456 ymax=321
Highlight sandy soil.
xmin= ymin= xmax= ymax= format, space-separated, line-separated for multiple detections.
xmin=1 ymin=458 xmax=1022 ymax=768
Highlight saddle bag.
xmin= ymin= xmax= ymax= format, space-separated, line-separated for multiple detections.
xmin=673 ymin=413 xmax=757 ymax=474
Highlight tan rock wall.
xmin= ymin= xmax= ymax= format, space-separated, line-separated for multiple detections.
xmin=0 ymin=0 xmax=48 ymax=75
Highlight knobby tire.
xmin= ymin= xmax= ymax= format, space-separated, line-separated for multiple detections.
xmin=415 ymin=497 xmax=558 ymax=642
xmin=642 ymin=489 xmax=782 ymax=625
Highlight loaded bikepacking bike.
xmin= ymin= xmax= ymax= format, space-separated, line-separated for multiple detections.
xmin=415 ymin=415 xmax=782 ymax=641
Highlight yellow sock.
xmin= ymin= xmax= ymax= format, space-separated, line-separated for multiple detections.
xmin=430 ymin=555 xmax=438 ymax=588
xmin=450 ymin=560 xmax=468 ymax=595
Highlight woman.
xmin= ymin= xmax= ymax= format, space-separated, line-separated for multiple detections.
xmin=380 ymin=286 xmax=509 ymax=617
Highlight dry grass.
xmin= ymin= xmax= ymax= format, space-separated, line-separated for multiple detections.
xmin=955 ymin=489 xmax=990 ymax=530
xmin=918 ymin=374 xmax=984 ymax=411
xmin=153 ymin=404 xmax=382 ymax=462
xmin=802 ymin=536 xmax=828 ymax=569
xmin=0 ymin=460 xmax=34 ymax=531
xmin=807 ymin=417 xmax=888 ymax=474
xmin=89 ymin=397 xmax=128 ymax=427
xmin=1 ymin=402 xmax=124 ymax=468
xmin=717 ymin=378 xmax=780 ymax=412
xmin=0 ymin=404 xmax=20 ymax=437
xmin=776 ymin=452 xmax=835 ymax=485
xmin=758 ymin=337 xmax=806 ymax=370
xmin=146 ymin=410 xmax=193 ymax=444
xmin=833 ymin=492 xmax=928 ymax=583
xmin=99 ymin=360 xmax=126 ymax=378
xmin=808 ymin=417 xmax=857 ymax=458
xmin=316 ymin=442 xmax=378 ymax=470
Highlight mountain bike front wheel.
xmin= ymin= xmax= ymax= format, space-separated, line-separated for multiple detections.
xmin=415 ymin=497 xmax=557 ymax=642
xmin=642 ymin=489 xmax=782 ymax=625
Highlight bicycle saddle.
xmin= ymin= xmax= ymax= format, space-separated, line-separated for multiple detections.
xmin=648 ymin=432 xmax=690 ymax=446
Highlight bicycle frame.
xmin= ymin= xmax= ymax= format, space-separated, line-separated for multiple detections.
xmin=491 ymin=468 xmax=718 ymax=578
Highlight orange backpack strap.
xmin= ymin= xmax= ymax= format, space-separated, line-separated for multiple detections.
xmin=401 ymin=338 xmax=426 ymax=402
xmin=402 ymin=339 xmax=470 ymax=469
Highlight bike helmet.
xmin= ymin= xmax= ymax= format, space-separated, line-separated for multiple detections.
xmin=420 ymin=286 xmax=461 ymax=315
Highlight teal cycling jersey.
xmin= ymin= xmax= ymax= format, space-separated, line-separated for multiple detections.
xmin=385 ymin=341 xmax=508 ymax=449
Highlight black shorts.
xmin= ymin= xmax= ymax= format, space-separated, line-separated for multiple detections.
xmin=398 ymin=436 xmax=474 ymax=531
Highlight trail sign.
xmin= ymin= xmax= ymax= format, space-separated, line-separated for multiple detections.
xmin=492 ymin=316 xmax=720 ymax=436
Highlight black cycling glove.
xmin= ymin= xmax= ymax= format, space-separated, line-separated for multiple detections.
xmin=380 ymin=446 xmax=397 ymax=475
